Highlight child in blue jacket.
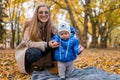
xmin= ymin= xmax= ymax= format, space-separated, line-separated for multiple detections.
xmin=51 ymin=21 xmax=84 ymax=80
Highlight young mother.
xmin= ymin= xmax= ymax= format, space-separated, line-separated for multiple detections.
xmin=15 ymin=3 xmax=59 ymax=74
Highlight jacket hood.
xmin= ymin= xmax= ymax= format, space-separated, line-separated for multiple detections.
xmin=70 ymin=26 xmax=76 ymax=37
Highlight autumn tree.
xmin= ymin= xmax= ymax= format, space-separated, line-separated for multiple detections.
xmin=6 ymin=0 xmax=26 ymax=48
xmin=0 ymin=1 xmax=7 ymax=43
xmin=80 ymin=0 xmax=120 ymax=48
xmin=95 ymin=0 xmax=120 ymax=48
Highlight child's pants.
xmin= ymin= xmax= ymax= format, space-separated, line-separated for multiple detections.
xmin=58 ymin=61 xmax=74 ymax=78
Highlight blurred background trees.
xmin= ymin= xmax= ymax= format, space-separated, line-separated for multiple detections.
xmin=0 ymin=0 xmax=120 ymax=49
xmin=0 ymin=0 xmax=7 ymax=43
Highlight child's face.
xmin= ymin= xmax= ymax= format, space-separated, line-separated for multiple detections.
xmin=59 ymin=31 xmax=70 ymax=40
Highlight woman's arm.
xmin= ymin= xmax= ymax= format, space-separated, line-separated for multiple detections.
xmin=23 ymin=27 xmax=59 ymax=51
xmin=23 ymin=27 xmax=48 ymax=52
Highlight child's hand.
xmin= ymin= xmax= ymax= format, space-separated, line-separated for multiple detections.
xmin=48 ymin=40 xmax=60 ymax=48
xmin=79 ymin=45 xmax=84 ymax=51
xmin=78 ymin=45 xmax=84 ymax=53
xmin=52 ymin=41 xmax=60 ymax=46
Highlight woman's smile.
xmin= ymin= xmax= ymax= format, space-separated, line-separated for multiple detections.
xmin=38 ymin=7 xmax=49 ymax=23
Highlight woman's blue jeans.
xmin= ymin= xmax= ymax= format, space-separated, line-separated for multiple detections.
xmin=25 ymin=48 xmax=43 ymax=73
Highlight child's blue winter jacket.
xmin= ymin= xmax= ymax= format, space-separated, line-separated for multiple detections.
xmin=51 ymin=27 xmax=81 ymax=62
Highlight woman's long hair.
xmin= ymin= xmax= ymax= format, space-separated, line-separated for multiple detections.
xmin=23 ymin=3 xmax=54 ymax=42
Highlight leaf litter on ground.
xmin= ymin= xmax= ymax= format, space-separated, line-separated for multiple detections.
xmin=0 ymin=48 xmax=120 ymax=80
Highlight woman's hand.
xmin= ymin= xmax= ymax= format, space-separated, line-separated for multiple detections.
xmin=48 ymin=40 xmax=60 ymax=48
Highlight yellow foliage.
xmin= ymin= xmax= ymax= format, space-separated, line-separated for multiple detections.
xmin=74 ymin=49 xmax=120 ymax=74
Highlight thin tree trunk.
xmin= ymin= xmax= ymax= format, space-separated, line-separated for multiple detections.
xmin=90 ymin=21 xmax=98 ymax=48
xmin=64 ymin=0 xmax=82 ymax=43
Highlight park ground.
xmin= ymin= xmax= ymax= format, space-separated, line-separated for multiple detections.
xmin=0 ymin=48 xmax=120 ymax=80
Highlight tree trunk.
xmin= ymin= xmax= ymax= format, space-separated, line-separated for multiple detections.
xmin=81 ymin=0 xmax=90 ymax=48
xmin=90 ymin=22 xmax=98 ymax=48
xmin=17 ymin=23 xmax=20 ymax=46
xmin=64 ymin=0 xmax=83 ymax=44
xmin=99 ymin=26 xmax=107 ymax=48
xmin=82 ymin=13 xmax=88 ymax=48
xmin=10 ymin=32 xmax=15 ymax=49
xmin=100 ymin=37 xmax=107 ymax=48
xmin=10 ymin=23 xmax=15 ymax=49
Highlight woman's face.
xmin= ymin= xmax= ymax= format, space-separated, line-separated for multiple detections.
xmin=38 ymin=6 xmax=50 ymax=23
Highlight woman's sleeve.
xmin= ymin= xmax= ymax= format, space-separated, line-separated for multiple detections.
xmin=23 ymin=27 xmax=48 ymax=52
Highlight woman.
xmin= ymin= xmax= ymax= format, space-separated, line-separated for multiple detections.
xmin=15 ymin=3 xmax=59 ymax=74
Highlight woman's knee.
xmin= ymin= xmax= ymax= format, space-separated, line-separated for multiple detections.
xmin=25 ymin=48 xmax=42 ymax=63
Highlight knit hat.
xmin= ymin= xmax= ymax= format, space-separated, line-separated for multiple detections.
xmin=58 ymin=21 xmax=71 ymax=34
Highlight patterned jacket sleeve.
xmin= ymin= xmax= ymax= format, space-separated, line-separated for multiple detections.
xmin=73 ymin=38 xmax=81 ymax=55
xmin=51 ymin=34 xmax=60 ymax=42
